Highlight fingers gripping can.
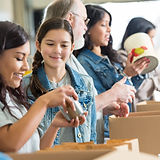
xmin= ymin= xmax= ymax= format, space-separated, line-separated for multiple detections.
xmin=60 ymin=97 xmax=85 ymax=121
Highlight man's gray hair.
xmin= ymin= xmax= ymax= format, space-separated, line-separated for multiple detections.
xmin=42 ymin=0 xmax=77 ymax=23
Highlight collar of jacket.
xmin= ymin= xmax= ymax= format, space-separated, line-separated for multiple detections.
xmin=37 ymin=63 xmax=88 ymax=93
xmin=80 ymin=49 xmax=110 ymax=64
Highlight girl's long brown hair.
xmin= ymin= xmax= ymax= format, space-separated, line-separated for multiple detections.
xmin=28 ymin=17 xmax=74 ymax=99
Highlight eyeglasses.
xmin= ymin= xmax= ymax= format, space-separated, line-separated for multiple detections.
xmin=71 ymin=12 xmax=90 ymax=25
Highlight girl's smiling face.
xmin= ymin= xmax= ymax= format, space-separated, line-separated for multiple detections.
xmin=0 ymin=42 xmax=30 ymax=88
xmin=37 ymin=29 xmax=74 ymax=70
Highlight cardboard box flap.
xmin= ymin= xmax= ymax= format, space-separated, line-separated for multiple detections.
xmin=8 ymin=150 xmax=158 ymax=160
xmin=42 ymin=142 xmax=130 ymax=152
xmin=8 ymin=150 xmax=113 ymax=160
xmin=95 ymin=150 xmax=159 ymax=160
xmin=129 ymin=110 xmax=160 ymax=117
xmin=109 ymin=113 xmax=160 ymax=155
xmin=137 ymin=104 xmax=160 ymax=112
xmin=136 ymin=101 xmax=160 ymax=112
xmin=106 ymin=138 xmax=139 ymax=152
xmin=137 ymin=100 xmax=160 ymax=105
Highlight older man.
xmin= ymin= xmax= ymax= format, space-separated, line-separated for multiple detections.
xmin=41 ymin=0 xmax=136 ymax=143
xmin=42 ymin=0 xmax=135 ymax=112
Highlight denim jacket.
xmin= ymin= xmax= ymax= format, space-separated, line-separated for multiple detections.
xmin=77 ymin=49 xmax=126 ymax=94
xmin=77 ymin=49 xmax=145 ymax=91
xmin=77 ymin=49 xmax=133 ymax=137
xmin=22 ymin=64 xmax=97 ymax=145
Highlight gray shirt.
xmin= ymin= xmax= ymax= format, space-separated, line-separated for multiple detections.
xmin=49 ymin=71 xmax=75 ymax=143
xmin=0 ymin=92 xmax=40 ymax=153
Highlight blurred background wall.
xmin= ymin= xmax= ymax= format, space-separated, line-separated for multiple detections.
xmin=0 ymin=0 xmax=160 ymax=68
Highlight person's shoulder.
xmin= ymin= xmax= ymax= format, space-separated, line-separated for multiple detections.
xmin=77 ymin=49 xmax=91 ymax=57
xmin=79 ymin=73 xmax=94 ymax=89
xmin=79 ymin=73 xmax=93 ymax=80
xmin=67 ymin=54 xmax=89 ymax=75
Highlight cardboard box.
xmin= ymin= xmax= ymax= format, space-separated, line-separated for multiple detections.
xmin=95 ymin=150 xmax=159 ymax=160
xmin=137 ymin=101 xmax=160 ymax=112
xmin=138 ymin=100 xmax=160 ymax=105
xmin=109 ymin=111 xmax=160 ymax=155
xmin=8 ymin=150 xmax=159 ymax=160
xmin=106 ymin=138 xmax=139 ymax=152
xmin=48 ymin=142 xmax=129 ymax=152
xmin=8 ymin=150 xmax=112 ymax=160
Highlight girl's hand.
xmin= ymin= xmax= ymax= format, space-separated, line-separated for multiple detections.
xmin=52 ymin=111 xmax=88 ymax=128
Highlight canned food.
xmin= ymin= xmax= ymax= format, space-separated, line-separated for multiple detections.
xmin=60 ymin=97 xmax=85 ymax=122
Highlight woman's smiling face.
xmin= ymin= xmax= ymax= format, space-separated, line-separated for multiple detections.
xmin=0 ymin=41 xmax=30 ymax=88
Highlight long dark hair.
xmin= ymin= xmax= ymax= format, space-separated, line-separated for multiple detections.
xmin=29 ymin=17 xmax=74 ymax=98
xmin=120 ymin=17 xmax=156 ymax=50
xmin=0 ymin=21 xmax=30 ymax=119
xmin=74 ymin=4 xmax=121 ymax=64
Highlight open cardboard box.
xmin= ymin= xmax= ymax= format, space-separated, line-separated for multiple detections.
xmin=136 ymin=100 xmax=160 ymax=112
xmin=95 ymin=150 xmax=159 ymax=160
xmin=109 ymin=111 xmax=160 ymax=155
xmin=8 ymin=150 xmax=112 ymax=160
xmin=8 ymin=149 xmax=159 ymax=160
xmin=106 ymin=138 xmax=139 ymax=152
xmin=47 ymin=141 xmax=130 ymax=152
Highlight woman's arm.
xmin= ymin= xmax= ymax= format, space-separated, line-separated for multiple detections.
xmin=95 ymin=77 xmax=136 ymax=112
xmin=0 ymin=85 xmax=78 ymax=152
xmin=0 ymin=97 xmax=47 ymax=152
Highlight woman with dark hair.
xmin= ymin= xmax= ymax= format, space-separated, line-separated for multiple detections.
xmin=75 ymin=5 xmax=150 ymax=138
xmin=22 ymin=17 xmax=96 ymax=145
xmin=0 ymin=21 xmax=82 ymax=153
xmin=119 ymin=17 xmax=160 ymax=103
xmin=120 ymin=17 xmax=156 ymax=50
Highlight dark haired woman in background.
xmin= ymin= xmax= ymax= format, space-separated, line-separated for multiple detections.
xmin=120 ymin=17 xmax=156 ymax=50
xmin=119 ymin=17 xmax=160 ymax=103
xmin=75 ymin=5 xmax=150 ymax=139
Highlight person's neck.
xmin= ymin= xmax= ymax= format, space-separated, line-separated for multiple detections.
xmin=44 ymin=64 xmax=66 ymax=83
xmin=91 ymin=46 xmax=102 ymax=57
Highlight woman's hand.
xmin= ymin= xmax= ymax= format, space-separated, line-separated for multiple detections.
xmin=52 ymin=111 xmax=88 ymax=128
xmin=40 ymin=85 xmax=78 ymax=112
xmin=103 ymin=102 xmax=129 ymax=117
xmin=111 ymin=77 xmax=136 ymax=103
xmin=123 ymin=53 xmax=150 ymax=77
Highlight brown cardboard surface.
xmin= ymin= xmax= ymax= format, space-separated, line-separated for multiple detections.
xmin=47 ymin=142 xmax=129 ymax=151
xmin=8 ymin=150 xmax=112 ymax=160
xmin=109 ymin=112 xmax=160 ymax=155
xmin=106 ymin=138 xmax=139 ymax=152
xmin=95 ymin=150 xmax=159 ymax=160
xmin=137 ymin=101 xmax=160 ymax=105
xmin=136 ymin=101 xmax=160 ymax=112
xmin=8 ymin=150 xmax=159 ymax=160
xmin=129 ymin=110 xmax=160 ymax=116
